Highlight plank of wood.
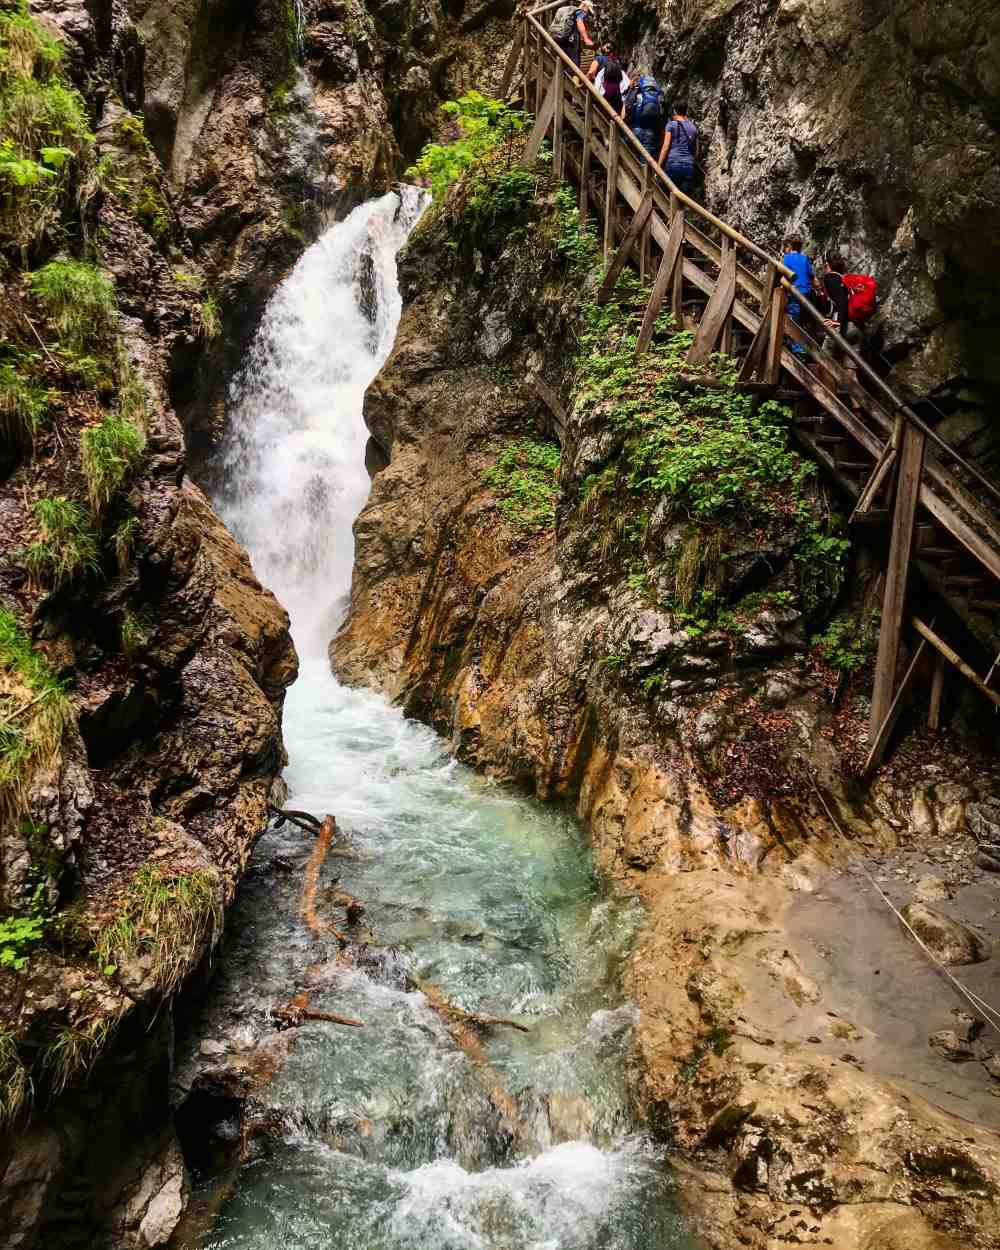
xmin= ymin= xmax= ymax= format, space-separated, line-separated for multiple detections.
xmin=499 ymin=25 xmax=523 ymax=97
xmin=863 ymin=636 xmax=929 ymax=779
xmin=928 ymin=650 xmax=946 ymax=730
xmin=580 ymin=92 xmax=592 ymax=227
xmin=919 ymin=481 xmax=1000 ymax=583
xmin=737 ymin=264 xmax=776 ymax=382
xmin=603 ymin=124 xmax=619 ymax=259
xmin=533 ymin=377 xmax=568 ymax=435
xmin=639 ymin=165 xmax=652 ymax=281
xmin=850 ymin=443 xmax=897 ymax=523
xmin=719 ymin=239 xmax=734 ymax=356
xmin=552 ymin=67 xmax=565 ymax=178
xmin=636 ymin=209 xmax=685 ymax=356
xmin=763 ymin=284 xmax=786 ymax=384
xmin=522 ymin=71 xmax=558 ymax=166
xmin=869 ymin=422 xmax=926 ymax=737
xmin=687 ymin=243 xmax=738 ymax=363
xmin=597 ymin=191 xmax=653 ymax=305
xmin=912 ymin=616 xmax=1000 ymax=710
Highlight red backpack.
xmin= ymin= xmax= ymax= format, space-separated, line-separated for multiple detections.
xmin=842 ymin=273 xmax=878 ymax=324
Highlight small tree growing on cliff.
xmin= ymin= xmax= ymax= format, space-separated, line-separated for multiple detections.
xmin=407 ymin=92 xmax=527 ymax=200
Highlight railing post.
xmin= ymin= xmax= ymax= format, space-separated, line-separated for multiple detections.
xmin=604 ymin=123 xmax=619 ymax=260
xmin=670 ymin=194 xmax=684 ymax=323
xmin=719 ymin=237 xmax=733 ymax=356
xmin=580 ymin=92 xmax=593 ymax=228
xmin=869 ymin=421 xmax=927 ymax=742
xmin=639 ymin=164 xmax=652 ymax=281
xmin=764 ymin=283 xmax=787 ymax=384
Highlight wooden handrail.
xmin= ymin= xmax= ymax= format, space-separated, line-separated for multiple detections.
xmin=522 ymin=11 xmax=1000 ymax=524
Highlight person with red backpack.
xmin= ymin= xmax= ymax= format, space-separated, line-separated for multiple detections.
xmin=822 ymin=255 xmax=878 ymax=347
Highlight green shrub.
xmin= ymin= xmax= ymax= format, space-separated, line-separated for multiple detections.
xmin=0 ymin=5 xmax=63 ymax=80
xmin=95 ymin=867 xmax=221 ymax=994
xmin=407 ymin=92 xmax=528 ymax=200
xmin=484 ymin=438 xmax=561 ymax=532
xmin=0 ymin=886 xmax=45 ymax=970
xmin=81 ymin=410 xmax=144 ymax=513
xmin=0 ymin=607 xmax=70 ymax=826
xmin=22 ymin=495 xmax=100 ymax=586
xmin=29 ymin=260 xmax=115 ymax=348
xmin=811 ymin=611 xmax=879 ymax=673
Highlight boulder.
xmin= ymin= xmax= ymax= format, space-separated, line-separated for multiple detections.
xmin=968 ymin=800 xmax=1000 ymax=843
xmin=913 ymin=876 xmax=950 ymax=904
xmin=900 ymin=902 xmax=991 ymax=966
xmin=928 ymin=1029 xmax=975 ymax=1062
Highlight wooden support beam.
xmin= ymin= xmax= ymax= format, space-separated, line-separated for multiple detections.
xmin=719 ymin=238 xmax=734 ymax=357
xmin=687 ymin=243 xmax=737 ymax=364
xmin=522 ymin=72 xmax=558 ymax=167
xmin=912 ymin=616 xmax=1000 ymax=711
xmin=603 ymin=123 xmax=619 ymax=259
xmin=850 ymin=443 xmax=898 ymax=524
xmin=869 ymin=422 xmax=926 ymax=737
xmin=552 ymin=67 xmax=565 ymax=178
xmin=579 ymin=92 xmax=593 ymax=228
xmin=863 ymin=635 xmax=929 ymax=779
xmin=597 ymin=191 xmax=653 ymax=305
xmin=533 ymin=377 xmax=568 ymax=440
xmin=534 ymin=35 xmax=545 ymax=115
xmin=764 ymin=284 xmax=786 ymax=385
xmin=636 ymin=209 xmax=684 ymax=356
xmin=499 ymin=25 xmax=523 ymax=98
xmin=639 ymin=165 xmax=652 ymax=281
xmin=928 ymin=651 xmax=946 ymax=730
xmin=737 ymin=265 xmax=776 ymax=382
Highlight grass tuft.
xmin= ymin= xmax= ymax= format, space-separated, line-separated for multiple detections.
xmin=112 ymin=515 xmax=139 ymax=573
xmin=95 ymin=867 xmax=221 ymax=996
xmin=196 ymin=295 xmax=221 ymax=340
xmin=29 ymin=260 xmax=115 ymax=349
xmin=81 ymin=410 xmax=144 ymax=514
xmin=0 ymin=607 xmax=70 ymax=829
xmin=22 ymin=496 xmax=100 ymax=587
xmin=0 ymin=357 xmax=46 ymax=446
xmin=0 ymin=1032 xmax=32 ymax=1129
xmin=41 ymin=1018 xmax=110 ymax=1096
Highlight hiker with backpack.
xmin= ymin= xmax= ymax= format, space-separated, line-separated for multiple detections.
xmin=821 ymin=255 xmax=877 ymax=355
xmin=624 ymin=73 xmax=665 ymax=162
xmin=658 ymin=102 xmax=698 ymax=196
xmin=589 ymin=47 xmax=630 ymax=115
xmin=549 ymin=0 xmax=595 ymax=68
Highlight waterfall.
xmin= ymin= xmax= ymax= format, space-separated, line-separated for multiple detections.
xmin=198 ymin=194 xmax=693 ymax=1248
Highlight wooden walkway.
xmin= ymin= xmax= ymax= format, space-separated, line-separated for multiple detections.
xmin=502 ymin=6 xmax=1000 ymax=775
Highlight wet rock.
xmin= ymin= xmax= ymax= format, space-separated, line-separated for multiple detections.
xmin=900 ymin=902 xmax=991 ymax=966
xmin=967 ymin=800 xmax=1000 ymax=843
xmin=913 ymin=876 xmax=950 ymax=904
xmin=928 ymin=1029 xmax=975 ymax=1062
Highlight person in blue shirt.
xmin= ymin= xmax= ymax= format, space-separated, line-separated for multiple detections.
xmin=782 ymin=235 xmax=814 ymax=357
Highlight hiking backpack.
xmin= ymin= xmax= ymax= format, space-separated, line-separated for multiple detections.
xmin=627 ymin=77 xmax=664 ymax=128
xmin=842 ymin=272 xmax=878 ymax=324
xmin=549 ymin=5 xmax=576 ymax=41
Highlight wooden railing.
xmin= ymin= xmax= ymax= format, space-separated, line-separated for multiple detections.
xmin=499 ymin=7 xmax=1000 ymax=775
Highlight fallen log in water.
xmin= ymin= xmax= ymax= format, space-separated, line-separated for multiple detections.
xmin=414 ymin=978 xmax=530 ymax=1035
xmin=272 ymin=993 xmax=364 ymax=1029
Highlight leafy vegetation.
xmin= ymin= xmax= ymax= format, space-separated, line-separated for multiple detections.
xmin=0 ymin=884 xmax=45 ymax=969
xmin=81 ymin=409 xmax=145 ymax=514
xmin=554 ymin=183 xmax=599 ymax=270
xmin=0 ymin=607 xmax=69 ymax=828
xmin=22 ymin=495 xmax=99 ymax=586
xmin=95 ymin=867 xmax=221 ymax=994
xmin=484 ymin=438 xmax=561 ymax=532
xmin=811 ymin=611 xmax=879 ymax=673
xmin=29 ymin=259 xmax=115 ymax=349
xmin=0 ymin=2 xmax=92 ymax=249
xmin=572 ymin=296 xmax=849 ymax=625
xmin=407 ymin=92 xmax=528 ymax=201
xmin=196 ymin=294 xmax=221 ymax=339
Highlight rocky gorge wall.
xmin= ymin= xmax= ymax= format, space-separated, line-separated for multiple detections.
xmin=609 ymin=0 xmax=1000 ymax=459
xmin=0 ymin=0 xmax=511 ymax=1246
xmin=333 ymin=166 xmax=1000 ymax=1247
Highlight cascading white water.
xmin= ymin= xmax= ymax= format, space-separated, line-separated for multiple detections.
xmin=198 ymin=192 xmax=694 ymax=1249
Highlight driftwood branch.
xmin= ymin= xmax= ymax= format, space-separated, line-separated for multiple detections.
xmin=414 ymin=978 xmax=530 ymax=1035
xmin=272 ymin=993 xmax=364 ymax=1029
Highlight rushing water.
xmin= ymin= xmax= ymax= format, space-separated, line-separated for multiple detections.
xmin=186 ymin=192 xmax=694 ymax=1249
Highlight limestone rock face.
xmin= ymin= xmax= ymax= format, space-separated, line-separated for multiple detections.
xmin=612 ymin=0 xmax=1000 ymax=440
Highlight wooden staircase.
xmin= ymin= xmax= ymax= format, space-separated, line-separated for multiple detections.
xmin=501 ymin=8 xmax=1000 ymax=775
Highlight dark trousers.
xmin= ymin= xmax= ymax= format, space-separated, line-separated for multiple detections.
xmin=666 ymin=160 xmax=695 ymax=196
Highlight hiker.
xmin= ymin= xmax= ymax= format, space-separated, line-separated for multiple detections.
xmin=550 ymin=0 xmax=595 ymax=68
xmin=781 ymin=235 xmax=814 ymax=357
xmin=658 ymin=102 xmax=698 ymax=195
xmin=589 ymin=47 xmax=629 ymax=114
xmin=624 ymin=73 xmax=665 ymax=163
xmin=821 ymin=254 xmax=878 ymax=368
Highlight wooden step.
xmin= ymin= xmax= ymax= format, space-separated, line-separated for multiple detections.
xmin=918 ymin=546 xmax=958 ymax=559
xmin=835 ymin=460 xmax=874 ymax=472
xmin=816 ymin=434 xmax=847 ymax=447
xmin=946 ymin=575 xmax=988 ymax=588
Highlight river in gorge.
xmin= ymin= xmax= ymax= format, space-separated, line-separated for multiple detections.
xmin=174 ymin=190 xmax=697 ymax=1250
